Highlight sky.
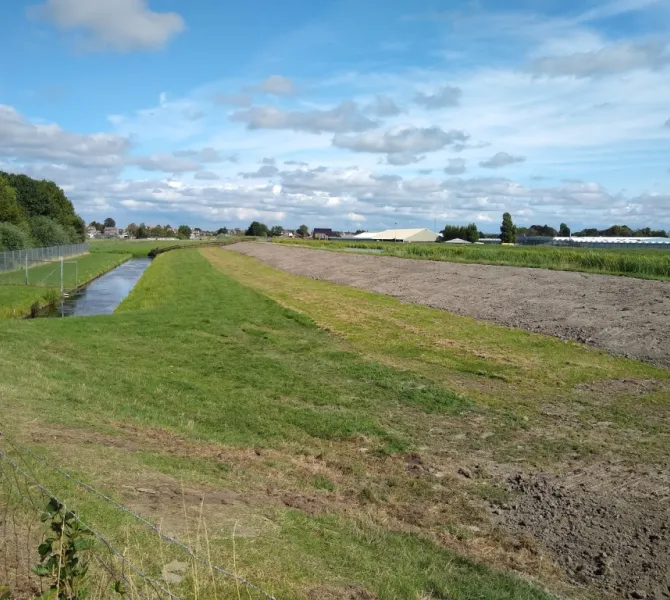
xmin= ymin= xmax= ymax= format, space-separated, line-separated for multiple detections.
xmin=1 ymin=0 xmax=669 ymax=232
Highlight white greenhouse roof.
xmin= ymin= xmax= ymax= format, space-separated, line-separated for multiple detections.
xmin=355 ymin=228 xmax=437 ymax=240
xmin=554 ymin=237 xmax=670 ymax=244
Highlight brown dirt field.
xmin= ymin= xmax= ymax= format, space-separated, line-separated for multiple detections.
xmin=230 ymin=243 xmax=670 ymax=368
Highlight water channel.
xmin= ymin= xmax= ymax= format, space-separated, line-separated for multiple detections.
xmin=45 ymin=258 xmax=151 ymax=317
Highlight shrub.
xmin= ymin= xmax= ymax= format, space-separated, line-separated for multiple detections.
xmin=0 ymin=222 xmax=32 ymax=250
xmin=30 ymin=216 xmax=69 ymax=247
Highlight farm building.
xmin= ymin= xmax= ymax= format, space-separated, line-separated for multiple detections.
xmin=353 ymin=228 xmax=439 ymax=243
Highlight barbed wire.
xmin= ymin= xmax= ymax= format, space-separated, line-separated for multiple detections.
xmin=0 ymin=446 xmax=180 ymax=600
xmin=0 ymin=432 xmax=278 ymax=600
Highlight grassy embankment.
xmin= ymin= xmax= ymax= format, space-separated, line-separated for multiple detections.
xmin=274 ymin=238 xmax=670 ymax=280
xmin=0 ymin=248 xmax=554 ymax=600
xmin=90 ymin=238 xmax=232 ymax=258
xmin=0 ymin=252 xmax=130 ymax=318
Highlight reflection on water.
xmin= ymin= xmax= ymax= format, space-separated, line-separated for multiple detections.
xmin=47 ymin=258 xmax=151 ymax=317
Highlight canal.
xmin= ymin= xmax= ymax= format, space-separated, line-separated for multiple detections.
xmin=48 ymin=258 xmax=151 ymax=317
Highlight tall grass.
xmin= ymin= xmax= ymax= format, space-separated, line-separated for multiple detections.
xmin=274 ymin=238 xmax=670 ymax=280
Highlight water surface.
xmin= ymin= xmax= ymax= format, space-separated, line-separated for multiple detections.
xmin=50 ymin=258 xmax=151 ymax=317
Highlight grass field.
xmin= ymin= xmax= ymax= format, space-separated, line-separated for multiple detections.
xmin=0 ymin=252 xmax=130 ymax=317
xmin=1 ymin=247 xmax=667 ymax=599
xmin=0 ymin=249 xmax=554 ymax=600
xmin=274 ymin=238 xmax=670 ymax=280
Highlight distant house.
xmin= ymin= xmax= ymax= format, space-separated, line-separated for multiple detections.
xmin=312 ymin=228 xmax=336 ymax=240
xmin=86 ymin=226 xmax=98 ymax=239
xmin=103 ymin=227 xmax=121 ymax=238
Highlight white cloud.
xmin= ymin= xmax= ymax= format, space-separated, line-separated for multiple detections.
xmin=333 ymin=125 xmax=468 ymax=154
xmin=531 ymin=43 xmax=670 ymax=77
xmin=365 ymin=95 xmax=404 ymax=117
xmin=479 ymin=152 xmax=526 ymax=168
xmin=231 ymin=101 xmax=378 ymax=134
xmin=132 ymin=154 xmax=200 ymax=172
xmin=173 ymin=147 xmax=227 ymax=163
xmin=194 ymin=171 xmax=220 ymax=181
xmin=29 ymin=0 xmax=185 ymax=52
xmin=214 ymin=93 xmax=254 ymax=107
xmin=414 ymin=85 xmax=462 ymax=109
xmin=444 ymin=158 xmax=467 ymax=175
xmin=239 ymin=165 xmax=279 ymax=179
xmin=255 ymin=75 xmax=296 ymax=95
xmin=0 ymin=104 xmax=129 ymax=167
xmin=386 ymin=153 xmax=423 ymax=165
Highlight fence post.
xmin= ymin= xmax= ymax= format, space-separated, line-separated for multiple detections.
xmin=25 ymin=255 xmax=28 ymax=285
xmin=60 ymin=257 xmax=64 ymax=295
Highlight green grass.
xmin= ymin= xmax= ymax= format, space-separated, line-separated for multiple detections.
xmin=207 ymin=249 xmax=670 ymax=466
xmin=0 ymin=252 xmax=130 ymax=317
xmin=0 ymin=248 xmax=553 ymax=599
xmin=90 ymin=238 xmax=230 ymax=258
xmin=275 ymin=238 xmax=670 ymax=280
xmin=0 ymin=286 xmax=53 ymax=318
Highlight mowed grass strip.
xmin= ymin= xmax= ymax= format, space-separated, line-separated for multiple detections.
xmin=0 ymin=252 xmax=130 ymax=317
xmin=275 ymin=238 xmax=670 ymax=280
xmin=0 ymin=249 xmax=550 ymax=599
xmin=205 ymin=248 xmax=670 ymax=466
xmin=90 ymin=238 xmax=227 ymax=258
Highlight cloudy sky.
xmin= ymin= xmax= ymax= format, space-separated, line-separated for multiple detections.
xmin=1 ymin=0 xmax=669 ymax=231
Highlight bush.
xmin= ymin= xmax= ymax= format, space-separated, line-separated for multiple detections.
xmin=30 ymin=216 xmax=69 ymax=247
xmin=0 ymin=222 xmax=32 ymax=250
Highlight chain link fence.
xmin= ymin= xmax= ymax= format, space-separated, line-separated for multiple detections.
xmin=0 ymin=244 xmax=89 ymax=275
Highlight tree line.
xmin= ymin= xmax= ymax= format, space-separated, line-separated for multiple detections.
xmin=0 ymin=172 xmax=85 ymax=251
xmin=245 ymin=222 xmax=310 ymax=237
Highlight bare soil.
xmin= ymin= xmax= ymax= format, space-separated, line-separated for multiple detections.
xmin=230 ymin=243 xmax=670 ymax=368
xmin=492 ymin=466 xmax=670 ymax=600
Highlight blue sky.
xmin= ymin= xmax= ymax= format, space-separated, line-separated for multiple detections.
xmin=1 ymin=0 xmax=669 ymax=231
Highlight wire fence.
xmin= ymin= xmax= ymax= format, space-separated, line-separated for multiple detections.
xmin=0 ymin=245 xmax=89 ymax=275
xmin=0 ymin=431 xmax=277 ymax=600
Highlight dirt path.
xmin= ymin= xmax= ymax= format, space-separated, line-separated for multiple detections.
xmin=230 ymin=243 xmax=670 ymax=368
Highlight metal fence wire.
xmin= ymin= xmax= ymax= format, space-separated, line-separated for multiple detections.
xmin=0 ymin=244 xmax=89 ymax=275
xmin=0 ymin=432 xmax=278 ymax=600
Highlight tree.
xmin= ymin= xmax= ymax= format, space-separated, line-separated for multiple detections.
xmin=500 ymin=212 xmax=517 ymax=243
xmin=297 ymin=224 xmax=309 ymax=238
xmin=0 ymin=222 xmax=31 ymax=250
xmin=137 ymin=223 xmax=149 ymax=239
xmin=245 ymin=221 xmax=269 ymax=237
xmin=559 ymin=223 xmax=571 ymax=237
xmin=441 ymin=223 xmax=479 ymax=243
xmin=0 ymin=172 xmax=83 ymax=241
xmin=126 ymin=223 xmax=138 ymax=238
xmin=216 ymin=227 xmax=229 ymax=235
xmin=354 ymin=229 xmax=366 ymax=235
xmin=103 ymin=217 xmax=116 ymax=228
xmin=521 ymin=224 xmax=557 ymax=237
xmin=177 ymin=225 xmax=192 ymax=240
xmin=0 ymin=177 xmax=24 ymax=226
xmin=270 ymin=225 xmax=284 ymax=237
xmin=30 ymin=216 xmax=69 ymax=247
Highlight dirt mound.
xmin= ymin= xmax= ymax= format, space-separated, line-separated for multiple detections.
xmin=229 ymin=243 xmax=670 ymax=367
xmin=494 ymin=470 xmax=670 ymax=599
